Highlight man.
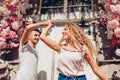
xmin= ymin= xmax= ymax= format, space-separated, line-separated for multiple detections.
xmin=15 ymin=21 xmax=49 ymax=80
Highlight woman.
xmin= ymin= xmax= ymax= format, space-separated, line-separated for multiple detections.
xmin=40 ymin=21 xmax=108 ymax=80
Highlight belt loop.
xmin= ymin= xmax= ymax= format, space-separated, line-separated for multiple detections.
xmin=74 ymin=76 xmax=76 ymax=80
xmin=66 ymin=76 xmax=67 ymax=80
xmin=74 ymin=76 xmax=78 ymax=80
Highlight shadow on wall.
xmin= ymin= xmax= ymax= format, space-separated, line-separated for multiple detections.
xmin=37 ymin=70 xmax=47 ymax=80
xmin=112 ymin=70 xmax=120 ymax=80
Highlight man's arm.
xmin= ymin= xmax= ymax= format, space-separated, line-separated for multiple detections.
xmin=20 ymin=21 xmax=48 ymax=46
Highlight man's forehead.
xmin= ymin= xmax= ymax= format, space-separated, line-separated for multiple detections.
xmin=31 ymin=31 xmax=40 ymax=34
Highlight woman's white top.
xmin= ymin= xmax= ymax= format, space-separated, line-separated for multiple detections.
xmin=57 ymin=48 xmax=85 ymax=76
xmin=15 ymin=43 xmax=38 ymax=80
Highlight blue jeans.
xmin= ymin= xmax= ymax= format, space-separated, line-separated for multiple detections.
xmin=58 ymin=73 xmax=87 ymax=80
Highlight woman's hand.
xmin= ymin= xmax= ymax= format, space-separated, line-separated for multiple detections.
xmin=48 ymin=20 xmax=54 ymax=29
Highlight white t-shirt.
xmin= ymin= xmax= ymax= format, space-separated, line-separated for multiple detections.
xmin=15 ymin=43 xmax=38 ymax=80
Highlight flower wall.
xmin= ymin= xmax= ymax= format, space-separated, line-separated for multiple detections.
xmin=86 ymin=0 xmax=120 ymax=59
xmin=99 ymin=0 xmax=120 ymax=38
xmin=0 ymin=0 xmax=26 ymax=56
xmin=97 ymin=0 xmax=120 ymax=59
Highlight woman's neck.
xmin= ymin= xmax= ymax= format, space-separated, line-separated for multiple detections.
xmin=66 ymin=41 xmax=82 ymax=51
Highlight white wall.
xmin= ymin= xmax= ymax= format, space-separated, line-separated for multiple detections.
xmin=37 ymin=26 xmax=63 ymax=80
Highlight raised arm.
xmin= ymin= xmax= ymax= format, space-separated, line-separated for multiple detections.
xmin=40 ymin=21 xmax=61 ymax=53
xmin=83 ymin=45 xmax=108 ymax=80
xmin=21 ymin=21 xmax=48 ymax=46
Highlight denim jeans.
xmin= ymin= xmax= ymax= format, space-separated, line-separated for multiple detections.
xmin=58 ymin=73 xmax=87 ymax=80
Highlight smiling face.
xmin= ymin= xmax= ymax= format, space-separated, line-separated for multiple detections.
xmin=62 ymin=26 xmax=71 ymax=41
xmin=29 ymin=30 xmax=40 ymax=45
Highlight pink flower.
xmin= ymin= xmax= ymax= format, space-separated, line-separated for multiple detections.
xmin=0 ymin=37 xmax=6 ymax=42
xmin=110 ymin=4 xmax=120 ymax=14
xmin=108 ymin=19 xmax=119 ymax=28
xmin=6 ymin=4 xmax=18 ymax=12
xmin=116 ymin=4 xmax=120 ymax=14
xmin=0 ymin=19 xmax=8 ymax=28
xmin=11 ymin=0 xmax=20 ymax=5
xmin=112 ymin=0 xmax=117 ymax=4
xmin=0 ymin=28 xmax=1 ymax=32
xmin=7 ymin=31 xmax=18 ymax=39
xmin=105 ymin=4 xmax=111 ymax=12
xmin=105 ymin=0 xmax=113 ymax=5
xmin=9 ymin=41 xmax=19 ymax=48
xmin=9 ymin=15 xmax=18 ymax=22
xmin=0 ymin=41 xmax=7 ymax=49
xmin=114 ymin=27 xmax=120 ymax=38
xmin=0 ymin=6 xmax=10 ymax=16
xmin=110 ymin=5 xmax=118 ymax=13
xmin=11 ymin=21 xmax=21 ymax=30
xmin=0 ymin=27 xmax=10 ymax=37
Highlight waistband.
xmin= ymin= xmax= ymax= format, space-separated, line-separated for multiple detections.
xmin=59 ymin=73 xmax=86 ymax=79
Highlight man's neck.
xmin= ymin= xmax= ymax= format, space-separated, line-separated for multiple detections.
xmin=28 ymin=41 xmax=36 ymax=48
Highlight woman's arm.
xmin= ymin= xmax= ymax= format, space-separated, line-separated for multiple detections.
xmin=40 ymin=21 xmax=61 ymax=53
xmin=21 ymin=21 xmax=48 ymax=46
xmin=83 ymin=45 xmax=108 ymax=80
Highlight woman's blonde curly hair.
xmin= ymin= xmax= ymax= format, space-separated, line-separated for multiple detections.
xmin=59 ymin=22 xmax=97 ymax=55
